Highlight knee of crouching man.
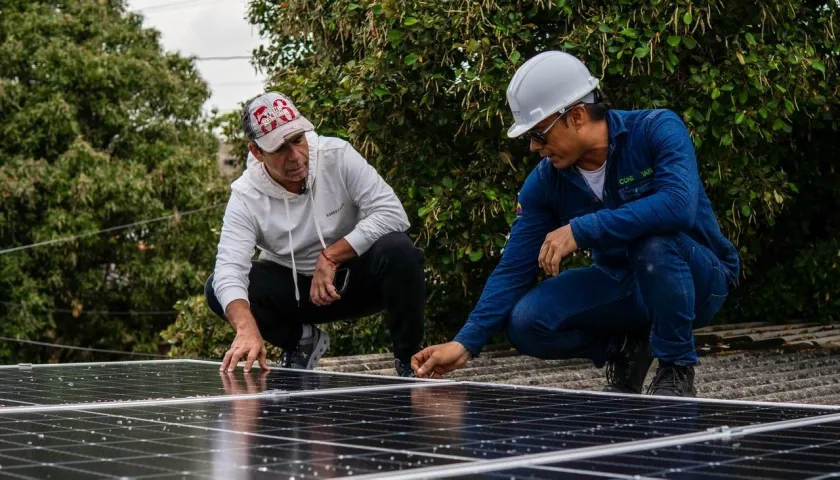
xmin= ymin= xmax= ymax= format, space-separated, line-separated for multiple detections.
xmin=379 ymin=232 xmax=424 ymax=264
xmin=628 ymin=234 xmax=683 ymax=275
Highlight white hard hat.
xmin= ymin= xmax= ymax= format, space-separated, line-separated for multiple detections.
xmin=505 ymin=51 xmax=601 ymax=138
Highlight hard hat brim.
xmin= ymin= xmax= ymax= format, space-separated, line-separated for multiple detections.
xmin=507 ymin=121 xmax=537 ymax=139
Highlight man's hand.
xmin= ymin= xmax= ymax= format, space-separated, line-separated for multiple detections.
xmin=220 ymin=325 xmax=269 ymax=373
xmin=310 ymin=252 xmax=341 ymax=306
xmin=411 ymin=342 xmax=472 ymax=379
xmin=539 ymin=224 xmax=578 ymax=276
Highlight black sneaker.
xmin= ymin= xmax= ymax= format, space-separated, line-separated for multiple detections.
xmin=279 ymin=326 xmax=330 ymax=370
xmin=646 ymin=363 xmax=697 ymax=397
xmin=395 ymin=359 xmax=415 ymax=378
xmin=603 ymin=332 xmax=655 ymax=394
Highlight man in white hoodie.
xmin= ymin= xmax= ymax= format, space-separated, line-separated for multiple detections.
xmin=205 ymin=92 xmax=425 ymax=377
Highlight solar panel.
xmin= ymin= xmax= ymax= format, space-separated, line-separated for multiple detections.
xmin=0 ymin=360 xmax=838 ymax=479
xmin=0 ymin=408 xmax=465 ymax=479
xmin=0 ymin=360 xmax=416 ymax=407
xmin=534 ymin=417 xmax=840 ymax=479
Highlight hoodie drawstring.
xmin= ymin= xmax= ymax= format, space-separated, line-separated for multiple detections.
xmin=283 ymin=196 xmax=301 ymax=306
xmin=310 ymin=148 xmax=328 ymax=252
xmin=285 ymin=140 xmax=328 ymax=306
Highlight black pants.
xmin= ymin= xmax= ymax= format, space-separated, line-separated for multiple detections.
xmin=205 ymin=232 xmax=425 ymax=362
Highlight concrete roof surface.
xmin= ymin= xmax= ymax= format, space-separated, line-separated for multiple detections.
xmin=317 ymin=322 xmax=840 ymax=406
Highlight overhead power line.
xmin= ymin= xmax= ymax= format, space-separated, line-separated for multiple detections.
xmin=194 ymin=56 xmax=253 ymax=61
xmin=0 ymin=336 xmax=171 ymax=359
xmin=135 ymin=0 xmax=229 ymax=14
xmin=0 ymin=203 xmax=225 ymax=256
xmin=0 ymin=302 xmax=178 ymax=316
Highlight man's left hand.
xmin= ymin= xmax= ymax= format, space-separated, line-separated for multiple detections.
xmin=539 ymin=225 xmax=578 ymax=276
xmin=310 ymin=253 xmax=341 ymax=306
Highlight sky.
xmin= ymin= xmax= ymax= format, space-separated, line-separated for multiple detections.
xmin=126 ymin=0 xmax=269 ymax=117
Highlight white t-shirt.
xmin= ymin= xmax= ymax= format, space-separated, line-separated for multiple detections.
xmin=577 ymin=161 xmax=607 ymax=201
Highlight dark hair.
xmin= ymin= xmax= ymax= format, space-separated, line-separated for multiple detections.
xmin=558 ymin=88 xmax=612 ymax=127
xmin=583 ymin=88 xmax=612 ymax=122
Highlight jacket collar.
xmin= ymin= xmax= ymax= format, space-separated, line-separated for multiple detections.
xmin=555 ymin=110 xmax=627 ymax=188
xmin=605 ymin=109 xmax=628 ymax=154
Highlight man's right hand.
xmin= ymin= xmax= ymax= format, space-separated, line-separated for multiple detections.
xmin=411 ymin=341 xmax=472 ymax=379
xmin=220 ymin=325 xmax=269 ymax=373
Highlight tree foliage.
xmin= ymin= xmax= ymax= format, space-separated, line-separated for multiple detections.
xmin=0 ymin=0 xmax=228 ymax=362
xmin=13 ymin=0 xmax=834 ymax=362
xmin=232 ymin=0 xmax=840 ymax=353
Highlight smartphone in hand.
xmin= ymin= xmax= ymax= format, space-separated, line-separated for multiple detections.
xmin=334 ymin=268 xmax=350 ymax=295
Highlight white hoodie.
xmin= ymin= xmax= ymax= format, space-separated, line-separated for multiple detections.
xmin=212 ymin=131 xmax=410 ymax=312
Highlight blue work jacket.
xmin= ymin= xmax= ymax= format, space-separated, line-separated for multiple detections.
xmin=453 ymin=108 xmax=741 ymax=356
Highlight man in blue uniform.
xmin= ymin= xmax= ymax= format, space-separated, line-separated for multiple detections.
xmin=411 ymin=51 xmax=740 ymax=397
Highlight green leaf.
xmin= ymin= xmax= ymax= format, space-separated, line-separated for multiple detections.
xmin=347 ymin=3 xmax=361 ymax=10
xmin=374 ymin=88 xmax=388 ymax=97
xmin=442 ymin=177 xmax=453 ymax=189
xmin=812 ymin=61 xmax=826 ymax=73
xmin=741 ymin=204 xmax=751 ymax=216
xmin=711 ymin=88 xmax=721 ymax=99
xmin=635 ymin=46 xmax=649 ymax=58
xmin=683 ymin=11 xmax=693 ymax=24
xmin=784 ymin=99 xmax=794 ymax=113
xmin=620 ymin=28 xmax=638 ymax=37
xmin=387 ymin=30 xmax=403 ymax=45
xmin=404 ymin=17 xmax=419 ymax=26
xmin=667 ymin=35 xmax=681 ymax=47
xmin=469 ymin=250 xmax=484 ymax=262
xmin=721 ymin=133 xmax=733 ymax=146
xmin=682 ymin=37 xmax=697 ymax=49
xmin=510 ymin=50 xmax=521 ymax=63
xmin=745 ymin=32 xmax=756 ymax=45
xmin=404 ymin=53 xmax=419 ymax=65
xmin=735 ymin=112 xmax=745 ymax=124
xmin=599 ymin=24 xmax=612 ymax=33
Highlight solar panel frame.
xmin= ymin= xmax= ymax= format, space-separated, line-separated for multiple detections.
xmin=459 ymin=380 xmax=840 ymax=411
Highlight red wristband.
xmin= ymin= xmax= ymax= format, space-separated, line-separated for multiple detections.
xmin=321 ymin=250 xmax=337 ymax=266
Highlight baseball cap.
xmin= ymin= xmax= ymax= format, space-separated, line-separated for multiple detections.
xmin=242 ymin=92 xmax=315 ymax=152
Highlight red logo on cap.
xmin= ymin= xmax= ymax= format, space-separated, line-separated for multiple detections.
xmin=253 ymin=97 xmax=298 ymax=134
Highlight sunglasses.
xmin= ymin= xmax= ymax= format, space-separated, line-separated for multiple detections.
xmin=523 ymin=103 xmax=583 ymax=145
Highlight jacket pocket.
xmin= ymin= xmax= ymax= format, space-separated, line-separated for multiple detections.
xmin=617 ymin=178 xmax=655 ymax=203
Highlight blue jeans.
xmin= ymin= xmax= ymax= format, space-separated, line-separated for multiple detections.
xmin=505 ymin=233 xmax=731 ymax=367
